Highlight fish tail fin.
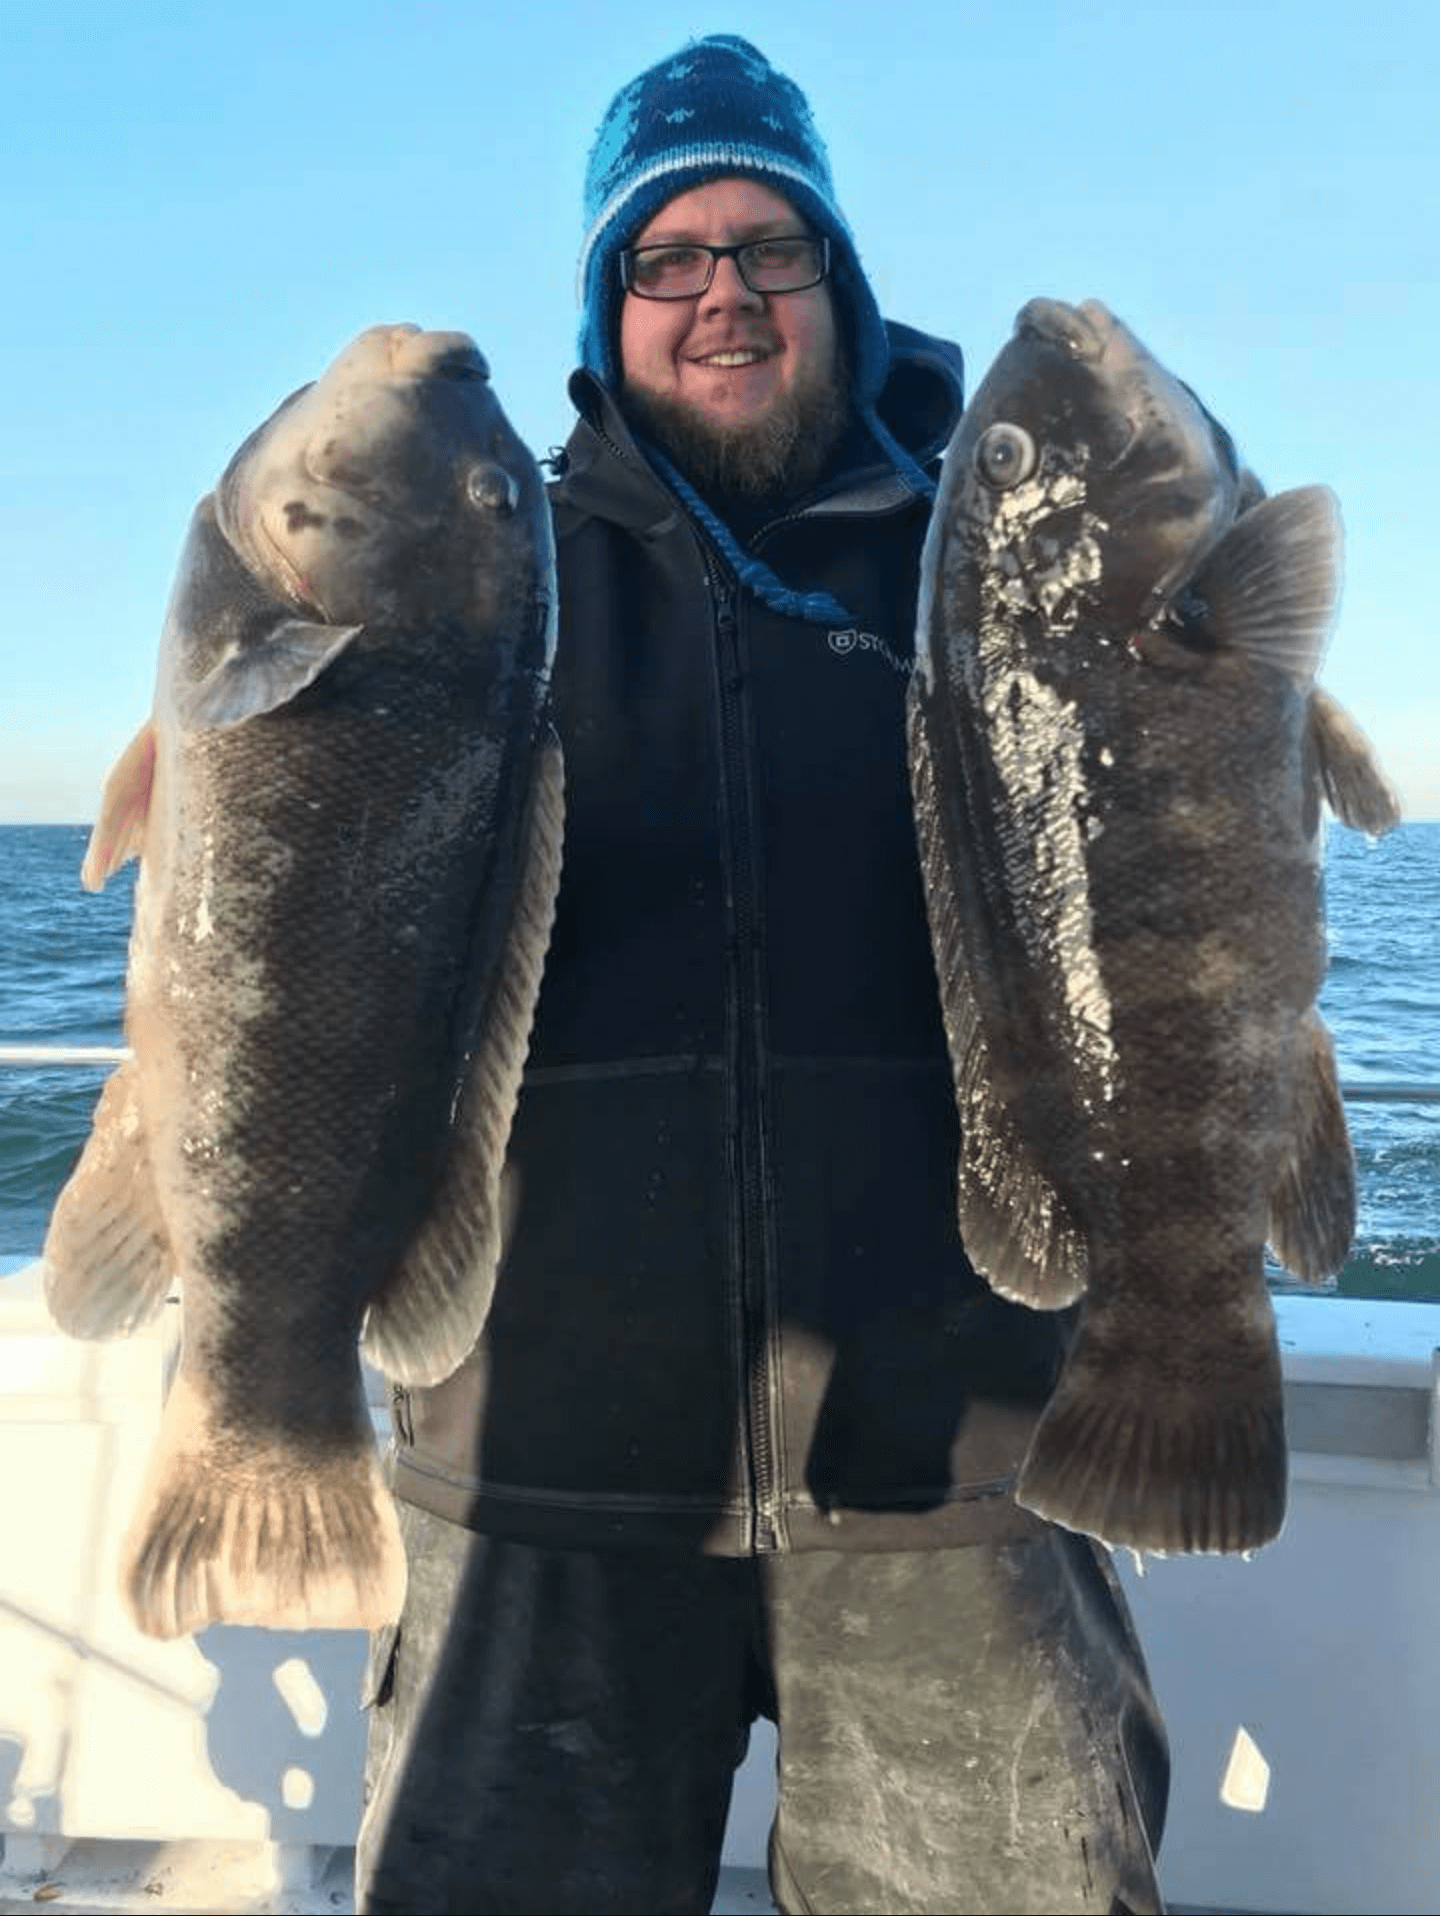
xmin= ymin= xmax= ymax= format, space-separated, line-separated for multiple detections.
xmin=363 ymin=733 xmax=564 ymax=1385
xmin=43 ymin=1062 xmax=175 ymax=1338
xmin=121 ymin=1366 xmax=406 ymax=1639
xmin=1015 ymin=1306 xmax=1287 ymax=1555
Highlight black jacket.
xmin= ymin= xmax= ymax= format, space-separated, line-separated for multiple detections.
xmin=390 ymin=322 xmax=1066 ymax=1553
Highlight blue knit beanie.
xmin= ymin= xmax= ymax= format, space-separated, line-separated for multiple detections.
xmin=580 ymin=34 xmax=888 ymax=405
xmin=576 ymin=35 xmax=934 ymax=623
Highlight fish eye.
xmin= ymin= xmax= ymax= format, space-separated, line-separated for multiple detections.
xmin=974 ymin=422 xmax=1037 ymax=490
xmin=467 ymin=463 xmax=519 ymax=514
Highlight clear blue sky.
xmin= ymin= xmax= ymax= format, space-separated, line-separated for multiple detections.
xmin=2 ymin=0 xmax=1434 ymax=819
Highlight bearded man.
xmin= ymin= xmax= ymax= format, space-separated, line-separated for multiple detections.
xmin=356 ymin=34 xmax=1170 ymax=1916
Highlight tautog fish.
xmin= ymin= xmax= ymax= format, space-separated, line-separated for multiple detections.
xmin=44 ymin=324 xmax=562 ymax=1636
xmin=907 ymin=297 xmax=1398 ymax=1555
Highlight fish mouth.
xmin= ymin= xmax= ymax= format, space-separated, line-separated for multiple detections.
xmin=1015 ymin=298 xmax=1110 ymax=362
xmin=330 ymin=323 xmax=491 ymax=387
xmin=389 ymin=327 xmax=491 ymax=384
xmin=301 ymin=329 xmax=492 ymax=502
xmin=1011 ymin=298 xmax=1141 ymax=469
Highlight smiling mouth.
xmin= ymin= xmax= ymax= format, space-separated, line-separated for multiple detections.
xmin=692 ymin=348 xmax=772 ymax=369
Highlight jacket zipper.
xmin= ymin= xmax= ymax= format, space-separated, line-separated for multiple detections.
xmin=708 ymin=564 xmax=782 ymax=1553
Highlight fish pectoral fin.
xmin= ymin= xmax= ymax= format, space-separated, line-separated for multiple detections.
xmin=81 ymin=724 xmax=157 ymax=891
xmin=43 ymin=1061 xmax=175 ymax=1338
xmin=121 ymin=1366 xmax=406 ymax=1639
xmin=1267 ymin=1010 xmax=1357 ymax=1282
xmin=362 ymin=732 xmax=565 ymax=1386
xmin=1309 ymin=686 xmax=1403 ymax=836
xmin=1015 ymin=1303 xmax=1287 ymax=1555
xmin=180 ymin=618 xmax=365 ymax=729
xmin=1187 ymin=484 xmax=1342 ymax=684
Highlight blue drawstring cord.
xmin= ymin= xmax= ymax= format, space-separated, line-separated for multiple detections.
xmin=638 ymin=409 xmax=936 ymax=629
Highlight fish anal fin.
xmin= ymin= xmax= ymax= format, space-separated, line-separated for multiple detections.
xmin=1188 ymin=484 xmax=1342 ymax=685
xmin=1309 ymin=686 xmax=1402 ymax=837
xmin=43 ymin=1061 xmax=175 ymax=1338
xmin=121 ymin=1366 xmax=406 ymax=1639
xmin=363 ymin=732 xmax=565 ymax=1385
xmin=1016 ymin=1298 xmax=1287 ymax=1555
xmin=82 ymin=724 xmax=157 ymax=891
xmin=1267 ymin=1011 xmax=1357 ymax=1282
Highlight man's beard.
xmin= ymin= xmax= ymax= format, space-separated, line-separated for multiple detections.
xmin=623 ymin=347 xmax=850 ymax=502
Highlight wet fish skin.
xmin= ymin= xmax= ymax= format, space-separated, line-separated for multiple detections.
xmin=43 ymin=324 xmax=563 ymax=1636
xmin=908 ymin=297 xmax=1399 ymax=1556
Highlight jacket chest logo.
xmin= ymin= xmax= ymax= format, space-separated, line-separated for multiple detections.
xmin=826 ymin=628 xmax=911 ymax=678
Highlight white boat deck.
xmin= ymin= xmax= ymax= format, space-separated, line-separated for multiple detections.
xmin=5 ymin=1243 xmax=1440 ymax=1915
xmin=0 ymin=1841 xmax=774 ymax=1914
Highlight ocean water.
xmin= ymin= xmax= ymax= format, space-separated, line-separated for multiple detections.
xmin=1 ymin=819 xmax=1437 ymax=1297
xmin=1310 ymin=821 xmax=1440 ymax=1298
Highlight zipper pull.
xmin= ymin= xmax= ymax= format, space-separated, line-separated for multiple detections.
xmin=704 ymin=556 xmax=737 ymax=636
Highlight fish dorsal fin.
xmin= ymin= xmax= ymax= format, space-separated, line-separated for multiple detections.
xmin=179 ymin=617 xmax=364 ymax=729
xmin=1308 ymin=686 xmax=1403 ymax=836
xmin=1187 ymin=485 xmax=1342 ymax=685
xmin=904 ymin=679 xmax=1088 ymax=1308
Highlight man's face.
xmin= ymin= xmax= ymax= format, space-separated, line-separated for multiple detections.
xmin=618 ymin=178 xmax=844 ymax=494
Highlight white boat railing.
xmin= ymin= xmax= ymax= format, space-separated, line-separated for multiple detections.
xmin=1338 ymin=1081 xmax=1440 ymax=1101
xmin=9 ymin=1047 xmax=1440 ymax=1097
xmin=0 ymin=1044 xmax=131 ymax=1065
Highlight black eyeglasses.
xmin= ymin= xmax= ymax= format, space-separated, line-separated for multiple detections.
xmin=620 ymin=235 xmax=830 ymax=301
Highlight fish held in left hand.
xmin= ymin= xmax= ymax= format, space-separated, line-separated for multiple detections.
xmin=907 ymin=297 xmax=1399 ymax=1557
xmin=43 ymin=324 xmax=563 ymax=1637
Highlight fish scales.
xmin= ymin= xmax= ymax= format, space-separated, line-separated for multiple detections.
xmin=138 ymin=574 xmax=499 ymax=1409
xmin=908 ymin=297 xmax=1399 ymax=1555
xmin=43 ymin=324 xmax=562 ymax=1636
